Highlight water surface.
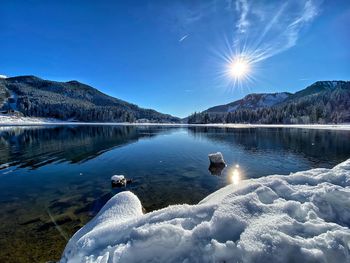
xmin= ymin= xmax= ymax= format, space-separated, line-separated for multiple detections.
xmin=0 ymin=125 xmax=349 ymax=262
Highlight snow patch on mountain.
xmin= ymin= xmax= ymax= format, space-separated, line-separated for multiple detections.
xmin=238 ymin=92 xmax=290 ymax=109
xmin=257 ymin=92 xmax=290 ymax=107
xmin=208 ymin=92 xmax=290 ymax=113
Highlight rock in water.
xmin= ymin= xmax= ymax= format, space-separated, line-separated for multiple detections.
xmin=111 ymin=175 xmax=125 ymax=181
xmin=208 ymin=163 xmax=226 ymax=176
xmin=208 ymin=152 xmax=226 ymax=165
xmin=111 ymin=175 xmax=127 ymax=187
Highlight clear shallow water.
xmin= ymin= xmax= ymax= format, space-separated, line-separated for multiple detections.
xmin=0 ymin=125 xmax=349 ymax=262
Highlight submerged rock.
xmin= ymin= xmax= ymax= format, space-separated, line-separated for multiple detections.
xmin=208 ymin=152 xmax=226 ymax=165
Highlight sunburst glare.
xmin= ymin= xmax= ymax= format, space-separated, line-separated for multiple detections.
xmin=227 ymin=56 xmax=250 ymax=79
xmin=211 ymin=36 xmax=260 ymax=92
xmin=223 ymin=50 xmax=257 ymax=90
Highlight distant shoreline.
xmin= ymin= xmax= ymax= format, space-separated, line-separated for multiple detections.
xmin=0 ymin=118 xmax=350 ymax=130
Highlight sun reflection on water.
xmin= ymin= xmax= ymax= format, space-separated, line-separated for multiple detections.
xmin=231 ymin=167 xmax=241 ymax=185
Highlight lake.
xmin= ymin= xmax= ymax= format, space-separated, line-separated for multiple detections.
xmin=0 ymin=125 xmax=349 ymax=262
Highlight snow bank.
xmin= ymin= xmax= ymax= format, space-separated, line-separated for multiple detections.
xmin=61 ymin=159 xmax=350 ymax=262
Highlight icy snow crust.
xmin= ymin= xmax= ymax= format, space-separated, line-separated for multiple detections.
xmin=61 ymin=159 xmax=350 ymax=262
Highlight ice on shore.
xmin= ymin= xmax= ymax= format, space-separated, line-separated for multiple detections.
xmin=61 ymin=159 xmax=350 ymax=263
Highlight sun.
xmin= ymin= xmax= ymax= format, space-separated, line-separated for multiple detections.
xmin=214 ymin=41 xmax=257 ymax=89
xmin=228 ymin=57 xmax=250 ymax=79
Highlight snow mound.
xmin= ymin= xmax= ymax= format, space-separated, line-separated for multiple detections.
xmin=61 ymin=159 xmax=350 ymax=263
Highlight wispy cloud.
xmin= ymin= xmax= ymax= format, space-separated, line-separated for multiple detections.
xmin=233 ymin=0 xmax=321 ymax=62
xmin=213 ymin=0 xmax=322 ymax=89
xmin=282 ymin=0 xmax=319 ymax=49
xmin=235 ymin=0 xmax=250 ymax=33
xmin=179 ymin=34 xmax=189 ymax=42
xmin=157 ymin=0 xmax=321 ymax=66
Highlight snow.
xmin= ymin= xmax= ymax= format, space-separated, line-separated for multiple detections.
xmin=111 ymin=175 xmax=125 ymax=182
xmin=111 ymin=175 xmax=127 ymax=186
xmin=1 ymin=114 xmax=350 ymax=131
xmin=208 ymin=152 xmax=225 ymax=165
xmin=227 ymin=105 xmax=238 ymax=112
xmin=0 ymin=114 xmax=60 ymax=125
xmin=258 ymin=93 xmax=289 ymax=107
xmin=186 ymin=123 xmax=350 ymax=131
xmin=60 ymin=159 xmax=350 ymax=263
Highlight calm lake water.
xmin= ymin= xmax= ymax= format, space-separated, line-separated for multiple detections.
xmin=0 ymin=125 xmax=349 ymax=262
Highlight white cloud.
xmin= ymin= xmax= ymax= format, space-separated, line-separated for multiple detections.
xmin=235 ymin=0 xmax=250 ymax=33
xmin=0 ymin=75 xmax=7 ymax=79
xmin=179 ymin=34 xmax=189 ymax=42
xmin=159 ymin=0 xmax=321 ymax=66
xmin=231 ymin=0 xmax=321 ymax=63
xmin=284 ymin=0 xmax=319 ymax=48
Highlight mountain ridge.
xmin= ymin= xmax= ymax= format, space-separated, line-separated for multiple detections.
xmin=0 ymin=75 xmax=179 ymax=123
xmin=188 ymin=80 xmax=350 ymax=124
xmin=205 ymin=92 xmax=291 ymax=113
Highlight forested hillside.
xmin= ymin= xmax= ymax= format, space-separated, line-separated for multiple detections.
xmin=188 ymin=81 xmax=350 ymax=124
xmin=0 ymin=76 xmax=179 ymax=123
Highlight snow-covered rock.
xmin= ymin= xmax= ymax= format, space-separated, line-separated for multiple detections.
xmin=208 ymin=152 xmax=226 ymax=165
xmin=111 ymin=175 xmax=127 ymax=187
xmin=111 ymin=175 xmax=133 ymax=187
xmin=61 ymin=159 xmax=350 ymax=263
xmin=111 ymin=175 xmax=125 ymax=182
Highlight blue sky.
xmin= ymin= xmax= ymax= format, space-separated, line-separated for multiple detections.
xmin=0 ymin=0 xmax=349 ymax=117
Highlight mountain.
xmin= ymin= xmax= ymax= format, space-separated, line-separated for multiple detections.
xmin=0 ymin=76 xmax=179 ymax=123
xmin=286 ymin=81 xmax=348 ymax=101
xmin=188 ymin=81 xmax=350 ymax=124
xmin=205 ymin=92 xmax=291 ymax=113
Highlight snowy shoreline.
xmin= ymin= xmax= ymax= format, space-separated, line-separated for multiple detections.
xmin=61 ymin=159 xmax=350 ymax=263
xmin=0 ymin=115 xmax=350 ymax=131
